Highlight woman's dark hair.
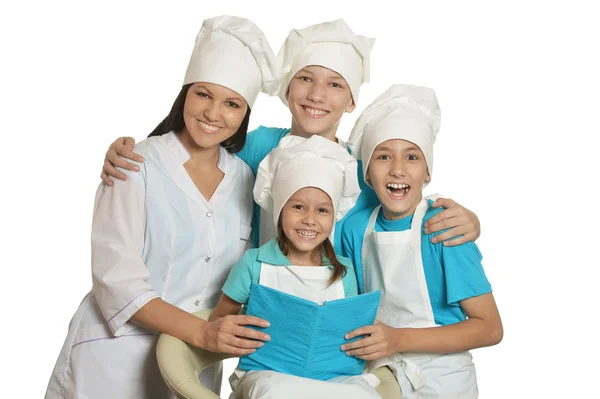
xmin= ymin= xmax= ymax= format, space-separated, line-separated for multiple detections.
xmin=276 ymin=215 xmax=347 ymax=286
xmin=148 ymin=83 xmax=250 ymax=153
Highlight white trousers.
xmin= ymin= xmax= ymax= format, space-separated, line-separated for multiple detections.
xmin=387 ymin=352 xmax=478 ymax=399
xmin=229 ymin=369 xmax=381 ymax=399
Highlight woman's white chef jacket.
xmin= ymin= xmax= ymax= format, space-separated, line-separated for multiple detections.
xmin=45 ymin=132 xmax=254 ymax=399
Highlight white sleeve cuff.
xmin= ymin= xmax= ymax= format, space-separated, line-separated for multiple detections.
xmin=108 ymin=290 xmax=159 ymax=336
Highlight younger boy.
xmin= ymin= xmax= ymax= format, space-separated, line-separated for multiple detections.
xmin=339 ymin=84 xmax=503 ymax=398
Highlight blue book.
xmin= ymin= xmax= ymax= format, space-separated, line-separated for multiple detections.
xmin=238 ymin=284 xmax=380 ymax=381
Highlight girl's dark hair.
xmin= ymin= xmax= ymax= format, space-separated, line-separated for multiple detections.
xmin=148 ymin=83 xmax=250 ymax=153
xmin=276 ymin=215 xmax=347 ymax=286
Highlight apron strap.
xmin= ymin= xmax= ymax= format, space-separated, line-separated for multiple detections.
xmin=396 ymin=354 xmax=427 ymax=391
xmin=410 ymin=198 xmax=437 ymax=327
xmin=366 ymin=205 xmax=381 ymax=232
xmin=369 ymin=354 xmax=427 ymax=391
xmin=360 ymin=206 xmax=381 ymax=293
xmin=424 ymin=193 xmax=442 ymax=202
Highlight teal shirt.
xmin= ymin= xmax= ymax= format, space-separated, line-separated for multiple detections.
xmin=340 ymin=201 xmax=492 ymax=326
xmin=237 ymin=125 xmax=379 ymax=249
xmin=222 ymin=238 xmax=359 ymax=305
xmin=237 ymin=126 xmax=291 ymax=175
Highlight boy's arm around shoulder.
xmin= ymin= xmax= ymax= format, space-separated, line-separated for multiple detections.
xmin=425 ymin=198 xmax=481 ymax=245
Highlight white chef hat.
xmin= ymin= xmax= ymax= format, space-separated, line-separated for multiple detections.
xmin=183 ymin=15 xmax=278 ymax=108
xmin=347 ymin=84 xmax=441 ymax=186
xmin=275 ymin=19 xmax=375 ymax=106
xmin=254 ymin=135 xmax=360 ymax=226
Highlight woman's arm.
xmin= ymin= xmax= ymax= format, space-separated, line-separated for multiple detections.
xmin=132 ymin=297 xmax=270 ymax=356
xmin=93 ymin=156 xmax=269 ymax=355
xmin=91 ymin=162 xmax=157 ymax=336
xmin=342 ymin=293 xmax=503 ymax=360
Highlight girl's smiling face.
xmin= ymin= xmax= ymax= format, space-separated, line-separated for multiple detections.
xmin=279 ymin=187 xmax=334 ymax=262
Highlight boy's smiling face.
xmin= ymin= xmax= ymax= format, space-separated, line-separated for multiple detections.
xmin=287 ymin=65 xmax=355 ymax=141
xmin=366 ymin=139 xmax=430 ymax=220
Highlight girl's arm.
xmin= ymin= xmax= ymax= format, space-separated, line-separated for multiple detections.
xmin=210 ymin=293 xmax=244 ymax=320
xmin=342 ymin=293 xmax=502 ymax=360
xmin=205 ymin=257 xmax=272 ymax=352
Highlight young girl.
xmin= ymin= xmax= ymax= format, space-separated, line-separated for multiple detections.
xmin=340 ymin=84 xmax=503 ymax=398
xmin=210 ymin=134 xmax=381 ymax=399
xmin=44 ymin=16 xmax=278 ymax=399
xmin=98 ymin=19 xmax=481 ymax=252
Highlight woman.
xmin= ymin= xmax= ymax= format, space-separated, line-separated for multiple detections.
xmin=45 ymin=15 xmax=278 ymax=399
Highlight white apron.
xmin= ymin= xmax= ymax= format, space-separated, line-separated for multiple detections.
xmin=230 ymin=262 xmax=380 ymax=399
xmin=362 ymin=197 xmax=478 ymax=398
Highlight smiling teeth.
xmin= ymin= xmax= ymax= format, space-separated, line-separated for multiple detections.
xmin=387 ymin=183 xmax=409 ymax=189
xmin=199 ymin=121 xmax=221 ymax=132
xmin=297 ymin=230 xmax=317 ymax=238
xmin=305 ymin=107 xmax=327 ymax=116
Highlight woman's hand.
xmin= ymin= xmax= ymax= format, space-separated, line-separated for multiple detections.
xmin=100 ymin=136 xmax=144 ymax=186
xmin=425 ymin=198 xmax=481 ymax=246
xmin=198 ymin=314 xmax=271 ymax=356
xmin=341 ymin=321 xmax=399 ymax=361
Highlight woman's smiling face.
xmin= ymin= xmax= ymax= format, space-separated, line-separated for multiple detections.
xmin=180 ymin=82 xmax=248 ymax=150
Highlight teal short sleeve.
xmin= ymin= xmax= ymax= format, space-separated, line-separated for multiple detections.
xmin=236 ymin=126 xmax=290 ymax=175
xmin=235 ymin=127 xmax=258 ymax=172
xmin=222 ymin=250 xmax=257 ymax=304
xmin=441 ymin=242 xmax=492 ymax=305
xmin=339 ymin=257 xmax=359 ymax=297
xmin=333 ymin=160 xmax=378 ymax=254
xmin=337 ymin=207 xmax=373 ymax=293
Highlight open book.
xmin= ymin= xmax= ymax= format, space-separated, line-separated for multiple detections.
xmin=238 ymin=284 xmax=381 ymax=380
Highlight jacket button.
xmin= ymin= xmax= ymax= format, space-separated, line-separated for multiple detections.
xmin=206 ymin=211 xmax=212 ymax=217
xmin=205 ymin=257 xmax=211 ymax=262
xmin=194 ymin=300 xmax=200 ymax=306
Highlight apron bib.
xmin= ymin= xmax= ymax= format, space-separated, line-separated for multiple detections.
xmin=229 ymin=261 xmax=381 ymax=398
xmin=361 ymin=196 xmax=478 ymax=398
xmin=258 ymin=262 xmax=345 ymax=304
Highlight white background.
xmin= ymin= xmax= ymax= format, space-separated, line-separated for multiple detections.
xmin=1 ymin=0 xmax=599 ymax=397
